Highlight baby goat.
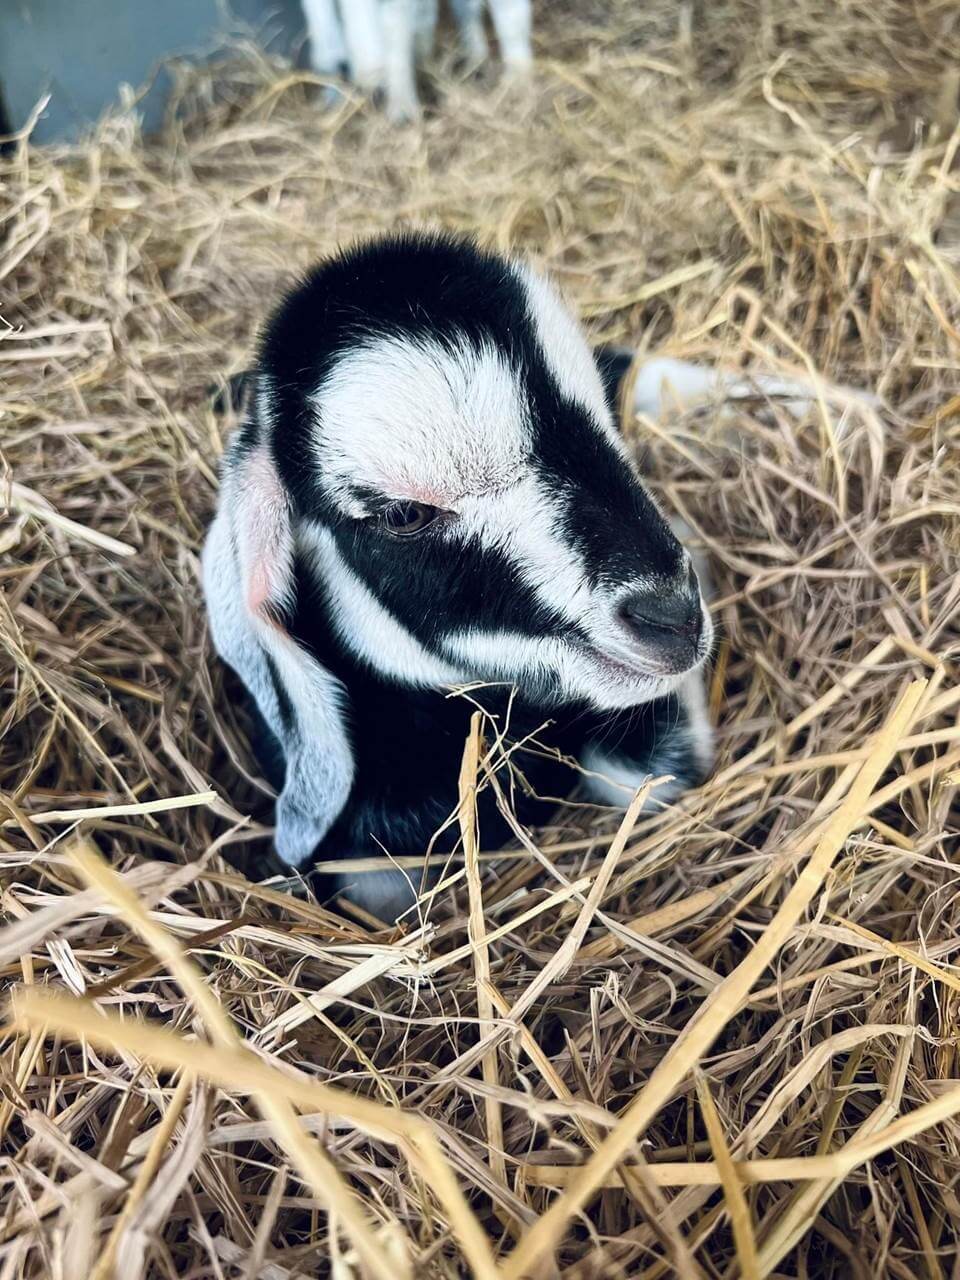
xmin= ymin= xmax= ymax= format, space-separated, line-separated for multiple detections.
xmin=302 ymin=0 xmax=532 ymax=121
xmin=203 ymin=232 xmax=714 ymax=918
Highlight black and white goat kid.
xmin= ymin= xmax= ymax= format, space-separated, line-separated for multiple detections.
xmin=203 ymin=233 xmax=714 ymax=918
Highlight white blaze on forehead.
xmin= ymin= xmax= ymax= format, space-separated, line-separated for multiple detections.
xmin=514 ymin=262 xmax=615 ymax=435
xmin=311 ymin=334 xmax=531 ymax=512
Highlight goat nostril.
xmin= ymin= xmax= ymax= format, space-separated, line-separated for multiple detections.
xmin=619 ymin=591 xmax=703 ymax=644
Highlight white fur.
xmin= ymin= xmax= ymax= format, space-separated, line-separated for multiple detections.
xmin=678 ymin=665 xmax=715 ymax=776
xmin=301 ymin=0 xmax=347 ymax=73
xmin=449 ymin=0 xmax=487 ymax=62
xmin=580 ymin=750 xmax=688 ymax=808
xmin=487 ymin=0 xmax=532 ymax=69
xmin=439 ymin=628 xmax=691 ymax=709
xmin=632 ymin=355 xmax=881 ymax=423
xmin=457 ymin=479 xmax=593 ymax=623
xmin=338 ymin=0 xmax=385 ymax=93
xmin=312 ymin=333 xmax=530 ymax=511
xmin=412 ymin=0 xmax=440 ymax=61
xmin=381 ymin=0 xmax=420 ymax=121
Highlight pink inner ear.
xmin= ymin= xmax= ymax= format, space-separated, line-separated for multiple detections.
xmin=239 ymin=446 xmax=293 ymax=630
xmin=247 ymin=559 xmax=274 ymax=620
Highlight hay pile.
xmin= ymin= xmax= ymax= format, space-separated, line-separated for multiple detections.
xmin=2 ymin=1 xmax=960 ymax=1275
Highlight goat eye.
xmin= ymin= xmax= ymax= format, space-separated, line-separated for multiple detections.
xmin=379 ymin=501 xmax=438 ymax=536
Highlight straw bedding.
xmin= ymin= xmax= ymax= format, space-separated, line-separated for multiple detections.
xmin=2 ymin=1 xmax=959 ymax=1275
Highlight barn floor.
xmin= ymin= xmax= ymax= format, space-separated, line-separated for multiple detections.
xmin=2 ymin=1 xmax=960 ymax=1276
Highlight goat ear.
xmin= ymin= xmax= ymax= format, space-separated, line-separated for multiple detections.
xmin=202 ymin=431 xmax=354 ymax=867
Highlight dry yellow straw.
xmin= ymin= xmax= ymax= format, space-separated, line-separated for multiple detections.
xmin=695 ymin=1073 xmax=759 ymax=1279
xmin=459 ymin=712 xmax=510 ymax=1213
xmin=5 ymin=790 xmax=217 ymax=826
xmin=65 ymin=840 xmax=404 ymax=1280
xmin=3 ymin=16 xmax=959 ymax=1273
xmin=54 ymin=839 xmax=499 ymax=1280
xmin=501 ymin=677 xmax=927 ymax=1277
xmin=90 ymin=1074 xmax=194 ymax=1280
xmin=10 ymin=984 xmax=499 ymax=1277
xmin=518 ymin=1075 xmax=960 ymax=1186
xmin=6 ymin=480 xmax=137 ymax=557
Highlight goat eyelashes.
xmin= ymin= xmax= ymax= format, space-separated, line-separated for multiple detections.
xmin=203 ymin=231 xmax=715 ymax=917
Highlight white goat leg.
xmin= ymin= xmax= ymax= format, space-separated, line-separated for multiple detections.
xmin=487 ymin=0 xmax=532 ymax=71
xmin=449 ymin=0 xmax=489 ymax=64
xmin=302 ymin=0 xmax=347 ymax=75
xmin=339 ymin=0 xmax=386 ymax=95
xmin=380 ymin=0 xmax=420 ymax=121
xmin=632 ymin=356 xmax=880 ymax=423
xmin=413 ymin=0 xmax=439 ymax=64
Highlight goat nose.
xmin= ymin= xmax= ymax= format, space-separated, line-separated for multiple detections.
xmin=618 ymin=587 xmax=703 ymax=649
